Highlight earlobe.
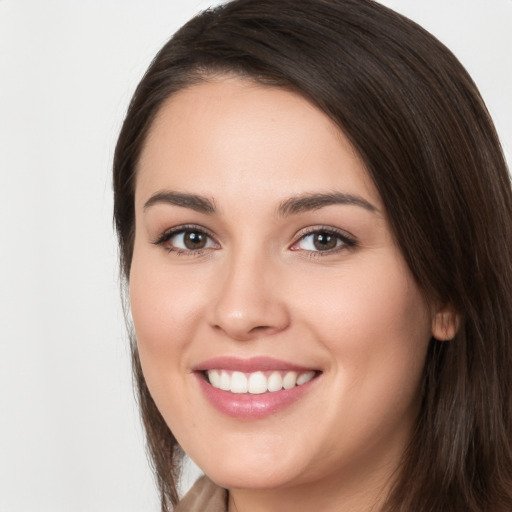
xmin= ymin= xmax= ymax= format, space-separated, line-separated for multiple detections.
xmin=431 ymin=306 xmax=460 ymax=341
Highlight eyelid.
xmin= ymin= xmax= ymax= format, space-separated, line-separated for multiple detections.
xmin=152 ymin=224 xmax=219 ymax=250
xmin=290 ymin=226 xmax=357 ymax=253
xmin=151 ymin=224 xmax=355 ymax=256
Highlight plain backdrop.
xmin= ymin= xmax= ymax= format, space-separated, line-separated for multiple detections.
xmin=0 ymin=1 xmax=510 ymax=511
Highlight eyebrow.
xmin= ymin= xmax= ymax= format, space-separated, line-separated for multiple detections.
xmin=277 ymin=192 xmax=378 ymax=216
xmin=143 ymin=191 xmax=216 ymax=214
xmin=143 ymin=190 xmax=378 ymax=216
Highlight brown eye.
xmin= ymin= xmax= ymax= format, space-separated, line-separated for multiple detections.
xmin=292 ymin=228 xmax=355 ymax=254
xmin=154 ymin=226 xmax=218 ymax=253
xmin=312 ymin=232 xmax=338 ymax=251
xmin=183 ymin=230 xmax=207 ymax=250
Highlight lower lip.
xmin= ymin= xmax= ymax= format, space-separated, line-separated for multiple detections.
xmin=195 ymin=372 xmax=319 ymax=420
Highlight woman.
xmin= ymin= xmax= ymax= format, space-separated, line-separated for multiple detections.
xmin=113 ymin=0 xmax=512 ymax=510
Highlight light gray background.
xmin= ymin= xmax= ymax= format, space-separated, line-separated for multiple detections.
xmin=0 ymin=1 xmax=510 ymax=511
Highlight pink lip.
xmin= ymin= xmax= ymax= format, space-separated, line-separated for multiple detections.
xmin=193 ymin=356 xmax=315 ymax=373
xmin=192 ymin=357 xmax=320 ymax=420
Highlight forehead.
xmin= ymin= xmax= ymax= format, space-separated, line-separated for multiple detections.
xmin=135 ymin=78 xmax=381 ymax=211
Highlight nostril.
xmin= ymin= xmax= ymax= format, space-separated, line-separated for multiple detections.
xmin=249 ymin=325 xmax=274 ymax=333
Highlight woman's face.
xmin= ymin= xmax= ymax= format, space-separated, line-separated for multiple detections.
xmin=130 ymin=78 xmax=439 ymax=496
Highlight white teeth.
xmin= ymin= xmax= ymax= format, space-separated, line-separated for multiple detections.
xmin=283 ymin=371 xmax=298 ymax=389
xmin=248 ymin=371 xmax=267 ymax=394
xmin=267 ymin=371 xmax=283 ymax=392
xmin=219 ymin=371 xmax=231 ymax=391
xmin=296 ymin=371 xmax=315 ymax=386
xmin=206 ymin=369 xmax=316 ymax=394
xmin=231 ymin=371 xmax=248 ymax=393
xmin=208 ymin=369 xmax=221 ymax=388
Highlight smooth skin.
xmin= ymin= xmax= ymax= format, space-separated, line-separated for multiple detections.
xmin=130 ymin=77 xmax=458 ymax=512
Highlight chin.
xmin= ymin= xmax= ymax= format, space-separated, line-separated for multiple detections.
xmin=187 ymin=441 xmax=311 ymax=491
xmin=203 ymin=463 xmax=301 ymax=491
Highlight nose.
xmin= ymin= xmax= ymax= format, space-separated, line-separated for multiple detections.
xmin=208 ymin=251 xmax=290 ymax=341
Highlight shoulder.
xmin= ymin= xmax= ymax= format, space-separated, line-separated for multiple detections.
xmin=175 ymin=475 xmax=228 ymax=512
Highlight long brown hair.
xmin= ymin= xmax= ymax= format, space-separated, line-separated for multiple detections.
xmin=113 ymin=1 xmax=512 ymax=510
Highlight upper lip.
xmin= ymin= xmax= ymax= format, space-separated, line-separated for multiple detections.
xmin=192 ymin=356 xmax=318 ymax=373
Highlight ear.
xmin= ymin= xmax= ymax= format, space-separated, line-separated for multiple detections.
xmin=431 ymin=304 xmax=460 ymax=341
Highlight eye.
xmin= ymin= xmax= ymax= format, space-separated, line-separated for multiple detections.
xmin=291 ymin=228 xmax=356 ymax=253
xmin=153 ymin=226 xmax=219 ymax=254
xmin=172 ymin=230 xmax=212 ymax=250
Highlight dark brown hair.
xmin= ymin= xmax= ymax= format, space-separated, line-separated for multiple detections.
xmin=113 ymin=1 xmax=512 ymax=510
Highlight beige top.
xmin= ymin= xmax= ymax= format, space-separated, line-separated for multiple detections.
xmin=175 ymin=476 xmax=228 ymax=512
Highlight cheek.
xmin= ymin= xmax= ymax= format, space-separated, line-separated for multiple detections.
xmin=294 ymin=257 xmax=431 ymax=461
xmin=293 ymin=253 xmax=431 ymax=396
xmin=129 ymin=250 xmax=208 ymax=369
xmin=128 ymin=252 xmax=213 ymax=426
xmin=315 ymin=251 xmax=428 ymax=339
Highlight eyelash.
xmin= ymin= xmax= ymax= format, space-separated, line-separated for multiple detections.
xmin=152 ymin=225 xmax=357 ymax=257
xmin=291 ymin=227 xmax=357 ymax=258
xmin=152 ymin=224 xmax=219 ymax=256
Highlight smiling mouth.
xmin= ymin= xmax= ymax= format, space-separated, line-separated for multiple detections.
xmin=204 ymin=369 xmax=318 ymax=394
